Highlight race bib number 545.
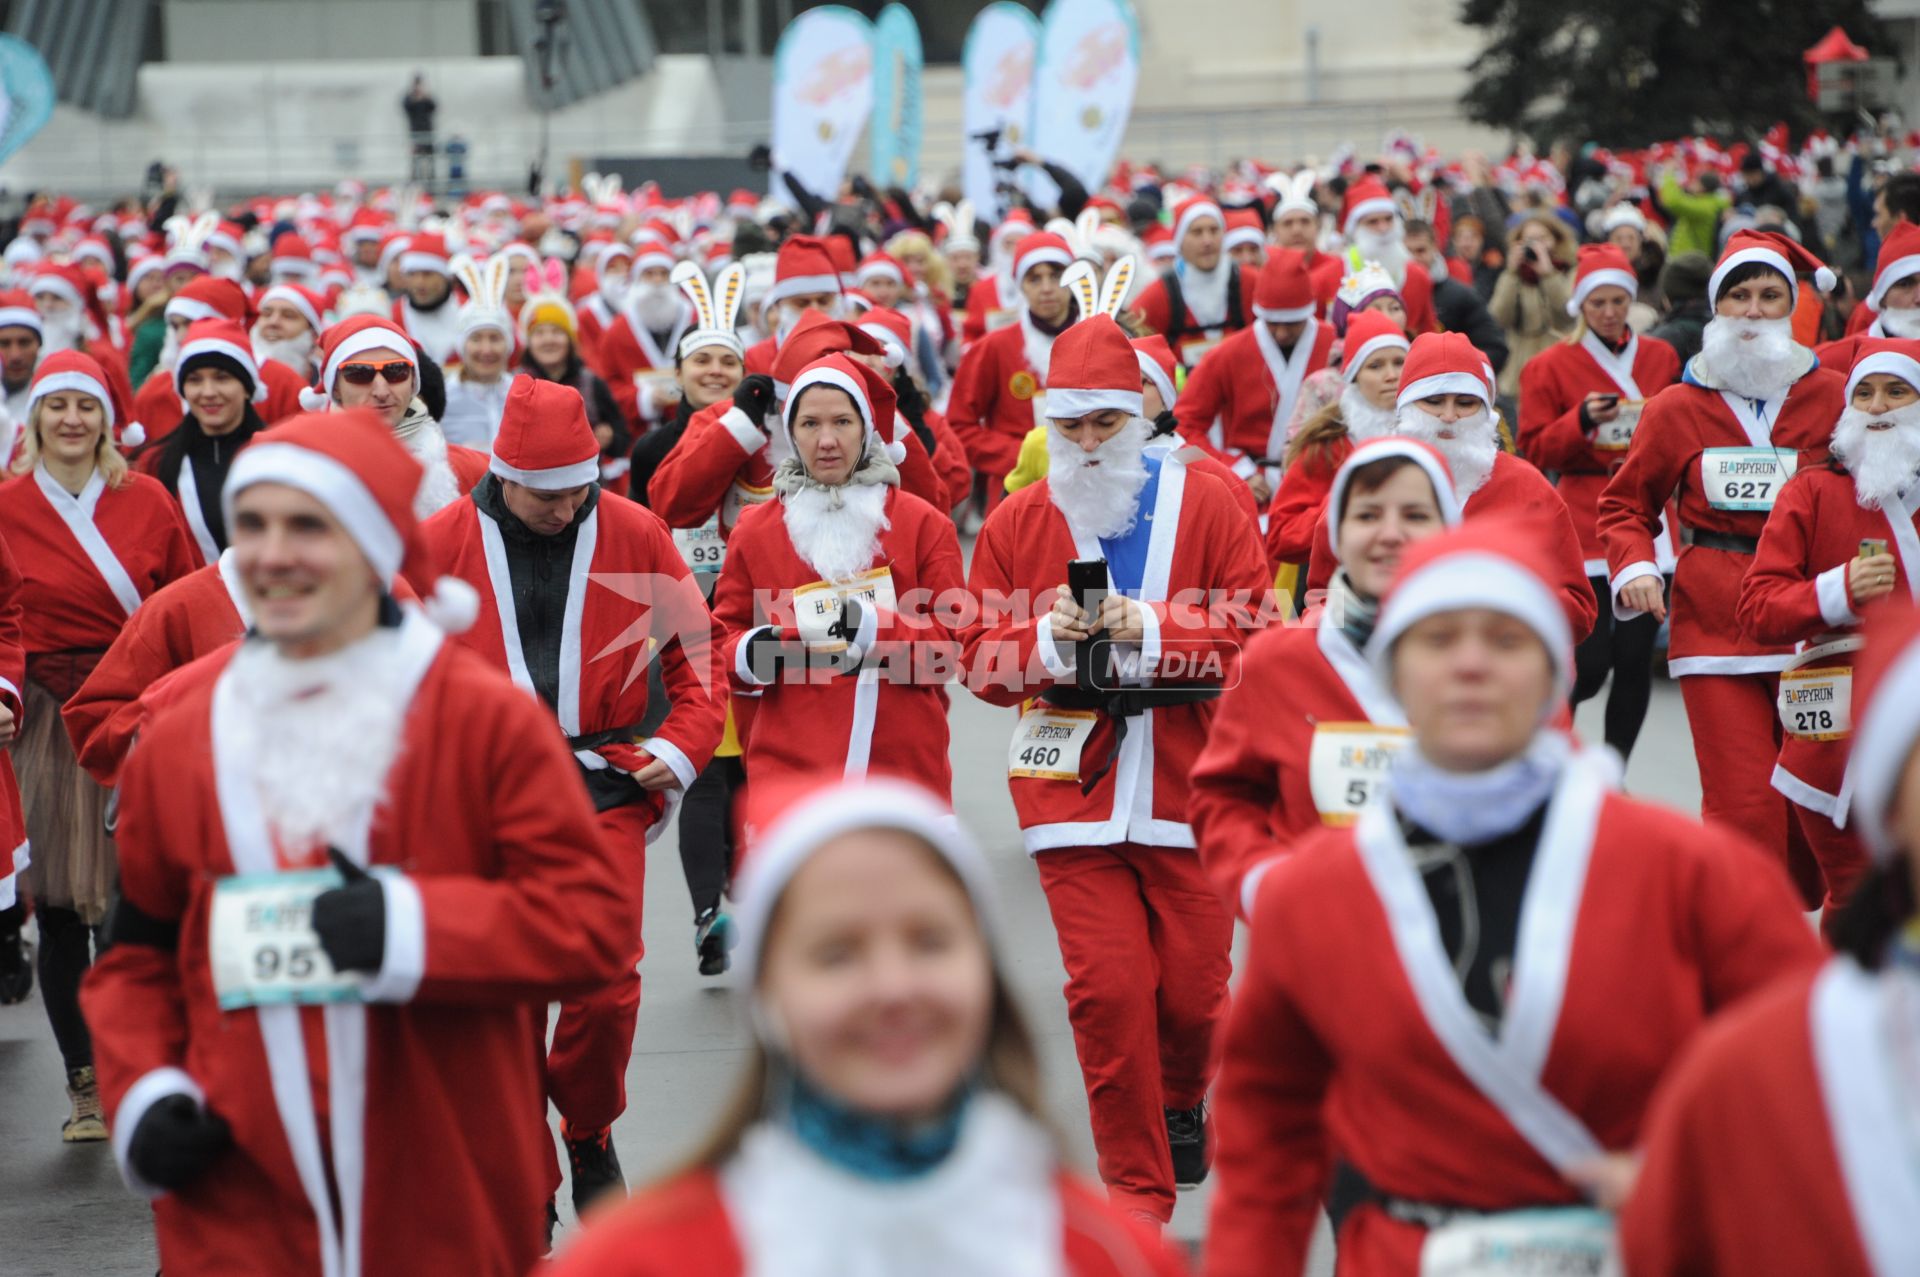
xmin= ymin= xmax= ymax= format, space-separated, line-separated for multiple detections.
xmin=209 ymin=870 xmax=362 ymax=1011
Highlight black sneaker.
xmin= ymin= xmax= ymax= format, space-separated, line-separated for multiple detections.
xmin=694 ymin=907 xmax=734 ymax=977
xmin=0 ymin=926 xmax=31 ymax=1005
xmin=563 ymin=1122 xmax=625 ymax=1219
xmin=543 ymin=1197 xmax=559 ymax=1253
xmin=1166 ymin=1100 xmax=1211 ymax=1189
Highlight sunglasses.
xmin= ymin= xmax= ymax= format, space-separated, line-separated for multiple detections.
xmin=337 ymin=360 xmax=414 ymax=386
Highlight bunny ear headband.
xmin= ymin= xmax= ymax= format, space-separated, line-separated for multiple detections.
xmin=673 ymin=260 xmax=746 ymax=360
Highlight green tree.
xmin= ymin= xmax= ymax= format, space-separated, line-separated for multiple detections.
xmin=1459 ymin=0 xmax=1885 ymax=148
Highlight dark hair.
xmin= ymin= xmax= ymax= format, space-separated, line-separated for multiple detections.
xmin=1712 ymin=259 xmax=1788 ymax=305
xmin=1341 ymin=453 xmax=1422 ymax=501
xmin=1884 ymin=173 xmax=1920 ymax=226
xmin=1404 ymin=219 xmax=1434 ymax=239
xmin=1829 ymin=854 xmax=1915 ymax=970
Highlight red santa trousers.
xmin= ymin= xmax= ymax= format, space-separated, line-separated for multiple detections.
xmin=1793 ymin=806 xmax=1869 ymax=940
xmin=1678 ymin=673 xmax=1825 ymax=908
xmin=545 ymin=801 xmax=655 ymax=1134
xmin=1034 ymin=842 xmax=1233 ymax=1222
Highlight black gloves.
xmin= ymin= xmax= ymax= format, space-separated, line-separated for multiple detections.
xmin=745 ymin=626 xmax=790 ymax=683
xmin=1151 ymin=409 xmax=1180 ymax=440
xmin=311 ymin=848 xmax=386 ymax=975
xmin=830 ymin=597 xmax=867 ymax=662
xmin=128 ymin=1093 xmax=232 ymax=1192
xmin=733 ymin=374 xmax=777 ymax=426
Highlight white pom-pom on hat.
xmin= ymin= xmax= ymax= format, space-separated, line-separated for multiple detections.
xmin=298 ymin=385 xmax=331 ymax=412
xmin=422 ymin=576 xmax=479 ymax=634
xmin=883 ymin=438 xmax=908 ymax=465
xmin=120 ymin=421 xmax=147 ymax=448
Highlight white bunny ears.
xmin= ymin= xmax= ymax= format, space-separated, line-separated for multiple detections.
xmin=1062 ymin=254 xmax=1140 ymax=323
xmin=452 ymin=251 xmax=515 ymax=344
xmin=1267 ymin=169 xmax=1319 ymax=217
xmin=673 ymin=260 xmax=747 ymax=360
xmin=933 ymin=199 xmax=980 ymax=252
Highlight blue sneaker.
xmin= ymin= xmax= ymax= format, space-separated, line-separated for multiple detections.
xmin=695 ymin=907 xmax=733 ymax=976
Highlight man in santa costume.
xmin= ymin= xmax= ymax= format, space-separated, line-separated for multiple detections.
xmin=961 ymin=316 xmax=1271 ymax=1225
xmin=1129 ymin=196 xmax=1258 ymax=368
xmin=390 ymin=230 xmax=462 ymax=366
xmin=1337 ymin=176 xmax=1440 ymax=334
xmin=740 ymin=235 xmax=843 ymax=376
xmin=1268 ymin=171 xmax=1346 ymax=314
xmin=1173 ymin=249 xmax=1336 ymax=509
xmin=418 ymin=376 xmax=726 ymax=1218
xmin=1306 ymin=331 xmax=1597 ymax=641
xmin=590 ymin=237 xmax=693 ymax=431
xmin=309 ymin=314 xmax=487 ymax=513
xmin=81 ymin=409 xmax=635 ymax=1276
xmin=133 ymin=277 xmax=309 ymax=450
xmin=574 ymin=239 xmax=633 ymax=368
xmin=0 ymin=289 xmax=43 ymax=438
xmin=958 ymin=210 xmax=1038 ymax=344
xmin=946 ymin=231 xmax=1078 ymax=502
xmin=252 ymin=282 xmax=326 ymax=382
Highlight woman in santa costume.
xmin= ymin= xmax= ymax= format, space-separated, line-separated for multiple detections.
xmin=1618 ymin=602 xmax=1920 ymax=1277
xmin=131 ymin=276 xmax=310 ymax=452
xmin=136 ymin=318 xmax=272 ymax=565
xmin=1732 ymin=338 xmax=1920 ymax=928
xmin=81 ymin=409 xmax=635 ymax=1276
xmin=855 ymin=303 xmax=973 ymax=514
xmin=714 ymin=354 xmax=964 ymax=798
xmin=1172 ymin=249 xmax=1336 ymax=511
xmin=308 ymin=313 xmax=488 ymax=514
xmin=1203 ymin=520 xmax=1822 ymax=1277
xmin=0 ymin=531 xmax=27 ymax=914
xmin=946 ymin=231 xmax=1078 ymax=504
xmin=1303 ymin=331 xmax=1596 ymax=641
xmin=962 ymin=316 xmax=1271 ymax=1224
xmin=589 ymin=237 xmax=694 ymax=434
xmin=1598 ymin=229 xmax=1847 ymax=895
xmin=545 ymin=776 xmax=1187 ymax=1277
xmin=1265 ymin=308 xmax=1410 ymax=570
xmin=1190 ymin=437 xmax=1460 ymax=917
xmin=0 ymin=352 xmax=193 ymax=1142
xmin=738 ymin=234 xmax=843 ymax=376
xmin=519 ymin=263 xmax=629 ymax=490
xmin=1822 ymin=219 xmax=1920 ymax=360
xmin=1518 ymin=244 xmax=1681 ymax=763
xmin=1128 ymin=195 xmax=1259 ymax=367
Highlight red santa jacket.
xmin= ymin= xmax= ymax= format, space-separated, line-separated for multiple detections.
xmin=946 ymin=318 xmax=1057 ymax=477
xmin=1597 ymin=364 xmax=1845 ymax=675
xmin=959 ymin=274 xmax=1015 ymax=345
xmin=1131 ymin=264 xmax=1261 ymax=366
xmin=0 ymin=531 xmax=25 ymax=908
xmin=713 ymin=485 xmax=965 ymax=799
xmin=1305 ymin=452 xmax=1598 ymax=642
xmin=921 ymin=406 xmax=973 ymax=510
xmin=1306 ymin=249 xmax=1345 ymax=316
xmin=1204 ymin=757 xmax=1822 ymax=1277
xmin=1265 ymin=434 xmax=1354 ymax=565
xmin=418 ymin=486 xmax=728 ymax=825
xmin=962 ymin=460 xmax=1272 ymax=852
xmin=1618 ymin=963 xmax=1889 ymax=1277
xmin=1517 ymin=332 xmax=1681 ymax=570
xmin=543 ymin=1163 xmax=1189 ymax=1277
xmin=131 ymin=360 xmax=310 ymax=451
xmin=1736 ymin=461 xmax=1920 ymax=816
xmin=1398 ymin=259 xmax=1441 ymax=335
xmin=0 ymin=466 xmax=195 ymax=662
xmin=576 ymin=293 xmax=616 ymax=369
xmin=589 ymin=310 xmax=688 ymax=432
xmin=1174 ymin=319 xmax=1337 ymax=478
xmin=80 ymin=614 xmax=634 ymax=1277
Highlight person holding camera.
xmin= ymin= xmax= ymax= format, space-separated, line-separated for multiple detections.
xmin=1489 ymin=213 xmax=1576 ymax=398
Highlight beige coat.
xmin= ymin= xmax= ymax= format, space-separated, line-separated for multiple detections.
xmin=1490 ymin=214 xmax=1578 ymax=398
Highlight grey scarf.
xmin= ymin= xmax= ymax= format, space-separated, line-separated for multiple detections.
xmin=772 ymin=442 xmax=900 ymax=506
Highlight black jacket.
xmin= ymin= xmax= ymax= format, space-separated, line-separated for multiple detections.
xmin=154 ymin=406 xmax=268 ymax=551
xmin=1430 ymin=275 xmax=1510 ymax=374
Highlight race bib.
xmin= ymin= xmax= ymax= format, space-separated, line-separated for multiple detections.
xmin=1308 ymin=722 xmax=1410 ymax=826
xmin=1419 ymin=1207 xmax=1618 ymax=1277
xmin=1778 ymin=667 xmax=1852 ymax=741
xmin=984 ymin=308 xmax=1017 ymax=332
xmin=1179 ymin=334 xmax=1222 ymax=367
xmin=791 ymin=566 xmax=897 ymax=653
xmin=1007 ymin=706 xmax=1099 ymax=782
xmin=720 ymin=478 xmax=774 ymax=531
xmin=1591 ymin=400 xmax=1642 ymax=452
xmin=209 ymin=870 xmax=361 ymax=1011
xmin=1700 ymin=447 xmax=1796 ymax=512
xmin=673 ymin=516 xmax=727 ymax=574
xmin=633 ymin=368 xmax=677 ymax=390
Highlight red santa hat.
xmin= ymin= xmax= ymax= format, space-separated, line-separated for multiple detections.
xmin=631 ymin=235 xmax=675 ymax=274
xmin=1566 ymin=243 xmax=1640 ymax=316
xmin=782 ymin=353 xmax=905 ymax=466
xmin=1342 ymin=310 xmax=1411 ymax=384
xmin=1396 ymin=331 xmax=1493 ymax=410
xmin=303 ymin=314 xmax=418 ymax=412
xmin=589 ymin=238 xmax=634 ymax=273
xmin=258 ymin=283 xmax=327 ymax=334
xmin=1867 ymin=221 xmax=1920 ymax=312
xmin=125 ymin=255 xmax=167 ymax=295
xmin=1848 ymin=603 xmax=1920 ymax=858
xmin=1045 ymin=315 xmax=1144 ymax=420
xmin=29 ymin=263 xmax=109 ymax=339
xmin=1369 ymin=516 xmax=1575 ymax=700
xmin=174 ymin=319 xmax=267 ymax=405
xmin=205 ymin=220 xmax=247 ymax=262
xmin=732 ymin=776 xmax=993 ymax=986
xmin=1131 ymin=334 xmax=1179 ymax=410
xmin=490 ymin=377 xmax=601 ymax=489
xmin=71 ymin=236 xmax=114 ymax=274
xmin=854 ymin=251 xmax=906 ymax=288
xmin=0 ymin=288 xmax=42 ymax=339
xmin=1222 ymin=207 xmax=1266 ymax=253
xmin=726 ymin=188 xmax=760 ymax=219
xmin=1341 ymin=177 xmax=1400 ymax=235
xmin=341 ymin=208 xmax=387 ymax=248
xmin=1141 ymin=224 xmax=1175 ymax=264
xmin=1324 ymin=435 xmax=1462 ymax=556
xmin=771 ymin=311 xmax=886 ymax=401
xmin=856 ymin=306 xmax=912 ymax=369
xmin=1708 ymin=229 xmax=1836 ymax=305
xmin=222 ymin=410 xmax=477 ymax=631
xmin=762 ymin=234 xmax=842 ymax=310
xmin=1842 ymin=337 xmax=1920 ymax=402
xmin=825 ymin=236 xmax=858 ymax=289
xmin=1012 ymin=232 xmax=1074 ymax=283
xmin=1170 ymin=196 xmax=1224 ymax=247
xmin=269 ymin=232 xmax=318 ymax=283
xmin=26 ymin=350 xmax=143 ymax=448
xmin=165 ymin=276 xmax=251 ymax=326
xmin=397 ymin=231 xmax=453 ymax=277
xmin=1253 ymin=249 xmax=1315 ymax=322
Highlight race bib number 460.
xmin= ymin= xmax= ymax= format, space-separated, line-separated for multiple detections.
xmin=1701 ymin=447 xmax=1796 ymax=511
xmin=1007 ymin=706 xmax=1099 ymax=782
xmin=209 ymin=870 xmax=361 ymax=1011
xmin=1308 ymin=722 xmax=1409 ymax=826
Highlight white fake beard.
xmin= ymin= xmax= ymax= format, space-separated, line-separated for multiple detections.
xmin=1350 ymin=227 xmax=1412 ymax=287
xmin=1832 ymin=403 xmax=1920 ymax=509
xmin=599 ymin=273 xmax=630 ymax=308
xmin=1698 ymin=316 xmax=1800 ymax=400
xmin=396 ymin=416 xmax=462 ymax=516
xmin=1881 ymin=306 xmax=1920 ymax=339
xmin=1340 ymin=382 xmax=1399 ymax=442
xmin=222 ymin=626 xmax=411 ymax=857
xmin=633 ymin=282 xmax=682 ymax=333
xmin=252 ymin=327 xmax=316 ymax=375
xmin=155 ymin=324 xmax=183 ymax=372
xmin=40 ymin=311 xmax=82 ymax=354
xmin=211 ymin=259 xmax=246 ymax=284
xmin=1395 ymin=404 xmax=1498 ymax=497
xmin=1046 ymin=415 xmax=1153 ymax=539
xmin=780 ymin=479 xmax=891 ymax=582
xmin=1178 ymin=258 xmax=1233 ymax=327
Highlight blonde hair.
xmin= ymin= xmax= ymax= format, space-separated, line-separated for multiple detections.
xmin=11 ymin=394 xmax=129 ymax=487
xmin=886 ymin=229 xmax=952 ymax=298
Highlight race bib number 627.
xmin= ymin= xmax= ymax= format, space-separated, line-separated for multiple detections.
xmin=1701 ymin=447 xmax=1796 ymax=512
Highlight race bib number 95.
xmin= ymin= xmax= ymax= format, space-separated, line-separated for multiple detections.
xmin=209 ymin=870 xmax=362 ymax=1011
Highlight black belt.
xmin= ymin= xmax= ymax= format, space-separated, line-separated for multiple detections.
xmin=566 ymin=721 xmax=654 ymax=813
xmin=566 ymin=720 xmax=650 ymax=752
xmin=1683 ymin=527 xmax=1759 ymax=554
xmin=1370 ymin=1190 xmax=1575 ymax=1231
xmin=1040 ymin=682 xmax=1221 ymax=794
